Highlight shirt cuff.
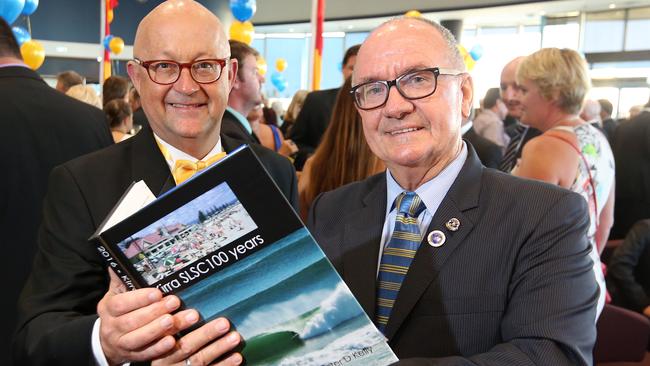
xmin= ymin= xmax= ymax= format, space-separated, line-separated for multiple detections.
xmin=92 ymin=318 xmax=131 ymax=366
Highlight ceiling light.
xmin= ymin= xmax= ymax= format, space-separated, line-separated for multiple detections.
xmin=608 ymin=3 xmax=616 ymax=9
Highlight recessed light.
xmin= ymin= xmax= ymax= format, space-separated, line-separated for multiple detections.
xmin=609 ymin=3 xmax=616 ymax=9
xmin=347 ymin=25 xmax=355 ymax=29
xmin=288 ymin=28 xmax=295 ymax=32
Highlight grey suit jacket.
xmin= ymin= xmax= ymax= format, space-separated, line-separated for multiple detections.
xmin=308 ymin=145 xmax=598 ymax=365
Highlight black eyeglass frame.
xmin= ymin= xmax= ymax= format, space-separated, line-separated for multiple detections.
xmin=349 ymin=67 xmax=464 ymax=110
xmin=133 ymin=58 xmax=229 ymax=85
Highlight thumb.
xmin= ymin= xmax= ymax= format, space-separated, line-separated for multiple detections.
xmin=107 ymin=268 xmax=127 ymax=295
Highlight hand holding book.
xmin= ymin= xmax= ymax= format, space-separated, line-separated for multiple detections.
xmin=97 ymin=269 xmax=242 ymax=365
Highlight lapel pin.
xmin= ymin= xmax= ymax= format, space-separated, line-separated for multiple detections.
xmin=427 ymin=230 xmax=446 ymax=247
xmin=445 ymin=218 xmax=461 ymax=232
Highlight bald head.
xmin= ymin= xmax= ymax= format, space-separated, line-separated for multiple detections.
xmin=133 ymin=0 xmax=229 ymax=60
xmin=500 ymin=56 xmax=525 ymax=119
xmin=580 ymin=99 xmax=601 ymax=122
xmin=127 ymin=0 xmax=236 ymax=159
xmin=354 ymin=17 xmax=464 ymax=85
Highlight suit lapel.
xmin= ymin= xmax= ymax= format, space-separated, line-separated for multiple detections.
xmin=130 ymin=128 xmax=175 ymax=196
xmin=341 ymin=175 xmax=387 ymax=318
xmin=384 ymin=145 xmax=484 ymax=339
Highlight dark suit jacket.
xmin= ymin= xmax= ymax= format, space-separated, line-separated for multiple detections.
xmin=12 ymin=129 xmax=297 ymax=365
xmin=0 ymin=66 xmax=113 ymax=366
xmin=288 ymin=87 xmax=339 ymax=170
xmin=220 ymin=108 xmax=260 ymax=145
xmin=132 ymin=107 xmax=149 ymax=131
xmin=610 ymin=111 xmax=650 ymax=239
xmin=602 ymin=117 xmax=617 ymax=145
xmin=504 ymin=123 xmax=542 ymax=159
xmin=463 ymin=127 xmax=502 ymax=169
xmin=308 ymin=145 xmax=598 ymax=365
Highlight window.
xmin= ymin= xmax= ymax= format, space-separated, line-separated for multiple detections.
xmin=626 ymin=7 xmax=650 ymax=51
xmin=583 ymin=10 xmax=626 ymax=52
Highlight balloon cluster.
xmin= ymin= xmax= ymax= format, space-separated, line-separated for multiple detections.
xmin=229 ymin=0 xmax=256 ymax=45
xmin=103 ymin=34 xmax=125 ymax=55
xmin=270 ymin=58 xmax=288 ymax=92
xmin=458 ymin=44 xmax=484 ymax=71
xmin=1 ymin=0 xmax=43 ymax=70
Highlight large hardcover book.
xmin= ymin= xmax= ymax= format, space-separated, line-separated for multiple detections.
xmin=91 ymin=145 xmax=397 ymax=366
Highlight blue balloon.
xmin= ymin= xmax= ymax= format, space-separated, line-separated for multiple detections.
xmin=229 ymin=0 xmax=256 ymax=22
xmin=22 ymin=0 xmax=38 ymax=16
xmin=469 ymin=44 xmax=484 ymax=61
xmin=271 ymin=72 xmax=287 ymax=92
xmin=12 ymin=26 xmax=30 ymax=45
xmin=0 ymin=0 xmax=25 ymax=24
xmin=103 ymin=35 xmax=114 ymax=52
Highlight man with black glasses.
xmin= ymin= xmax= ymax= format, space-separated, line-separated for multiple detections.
xmin=13 ymin=1 xmax=296 ymax=365
xmin=307 ymin=17 xmax=598 ymax=364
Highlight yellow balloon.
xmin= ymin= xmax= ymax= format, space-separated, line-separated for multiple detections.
xmin=275 ymin=58 xmax=287 ymax=72
xmin=405 ymin=10 xmax=422 ymax=18
xmin=107 ymin=9 xmax=114 ymax=24
xmin=256 ymin=56 xmax=267 ymax=77
xmin=21 ymin=40 xmax=45 ymax=70
xmin=229 ymin=21 xmax=254 ymax=45
xmin=109 ymin=36 xmax=124 ymax=55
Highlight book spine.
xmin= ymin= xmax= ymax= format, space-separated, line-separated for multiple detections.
xmin=93 ymin=236 xmax=140 ymax=291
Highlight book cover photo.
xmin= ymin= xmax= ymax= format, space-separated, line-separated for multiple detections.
xmin=93 ymin=146 xmax=397 ymax=366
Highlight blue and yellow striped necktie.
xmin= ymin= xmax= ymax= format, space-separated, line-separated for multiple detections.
xmin=375 ymin=191 xmax=426 ymax=334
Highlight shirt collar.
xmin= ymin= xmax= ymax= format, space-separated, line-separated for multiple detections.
xmin=226 ymin=106 xmax=253 ymax=134
xmin=386 ymin=141 xmax=468 ymax=217
xmin=0 ymin=63 xmax=29 ymax=69
xmin=153 ymin=133 xmax=223 ymax=172
xmin=461 ymin=121 xmax=473 ymax=135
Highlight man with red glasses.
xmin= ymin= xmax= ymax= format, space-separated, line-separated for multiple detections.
xmin=307 ymin=17 xmax=598 ymax=364
xmin=13 ymin=1 xmax=296 ymax=365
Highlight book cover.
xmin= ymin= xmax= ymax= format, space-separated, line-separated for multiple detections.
xmin=92 ymin=146 xmax=397 ymax=366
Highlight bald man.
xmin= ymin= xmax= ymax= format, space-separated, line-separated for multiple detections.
xmin=308 ymin=18 xmax=597 ymax=364
xmin=499 ymin=56 xmax=541 ymax=172
xmin=13 ymin=1 xmax=297 ymax=365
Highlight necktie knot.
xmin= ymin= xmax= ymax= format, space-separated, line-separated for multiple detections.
xmin=395 ymin=191 xmax=426 ymax=218
xmin=172 ymin=152 xmax=227 ymax=184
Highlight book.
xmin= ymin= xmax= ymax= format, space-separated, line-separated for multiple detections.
xmin=91 ymin=145 xmax=398 ymax=366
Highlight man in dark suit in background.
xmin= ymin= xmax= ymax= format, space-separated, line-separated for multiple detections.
xmin=610 ymin=100 xmax=650 ymax=239
xmin=462 ymin=116 xmax=503 ymax=169
xmin=13 ymin=2 xmax=296 ymax=365
xmin=599 ymin=98 xmax=617 ymax=144
xmin=220 ymin=40 xmax=264 ymax=145
xmin=308 ymin=17 xmax=598 ymax=364
xmin=0 ymin=18 xmax=113 ymax=366
xmin=289 ymin=45 xmax=360 ymax=169
xmin=499 ymin=56 xmax=542 ymax=172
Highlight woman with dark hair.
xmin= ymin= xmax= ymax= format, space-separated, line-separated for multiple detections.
xmin=104 ymin=99 xmax=134 ymax=143
xmin=298 ymin=77 xmax=384 ymax=219
xmin=248 ymin=104 xmax=298 ymax=158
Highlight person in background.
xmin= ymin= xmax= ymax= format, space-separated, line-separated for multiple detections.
xmin=129 ymin=86 xmax=149 ymax=131
xmin=281 ymin=89 xmax=308 ymax=136
xmin=66 ymin=84 xmax=103 ymax=109
xmin=498 ymin=56 xmax=542 ymax=172
xmin=102 ymin=75 xmax=130 ymax=106
xmin=462 ymin=110 xmax=503 ymax=169
xmin=512 ymin=48 xmax=615 ymax=317
xmin=298 ymin=78 xmax=384 ymax=219
xmin=221 ymin=40 xmax=264 ymax=144
xmin=104 ymin=98 xmax=134 ymax=143
xmin=473 ymin=87 xmax=510 ymax=150
xmin=629 ymin=105 xmax=644 ymax=119
xmin=610 ymin=97 xmax=650 ymax=239
xmin=289 ymin=45 xmax=360 ymax=170
xmin=607 ymin=219 xmax=650 ymax=318
xmin=247 ymin=104 xmax=298 ymax=158
xmin=55 ymin=70 xmax=84 ymax=93
xmin=598 ymin=98 xmax=617 ymax=143
xmin=0 ymin=17 xmax=112 ymax=365
xmin=580 ymin=99 xmax=604 ymax=132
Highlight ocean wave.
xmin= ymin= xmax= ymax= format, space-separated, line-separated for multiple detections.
xmin=300 ymin=282 xmax=364 ymax=339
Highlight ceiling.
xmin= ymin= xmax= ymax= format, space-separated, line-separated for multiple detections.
xmin=252 ymin=0 xmax=650 ymax=33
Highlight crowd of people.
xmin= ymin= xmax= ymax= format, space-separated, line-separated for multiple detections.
xmin=1 ymin=0 xmax=649 ymax=364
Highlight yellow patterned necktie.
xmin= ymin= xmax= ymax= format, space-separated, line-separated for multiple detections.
xmin=172 ymin=152 xmax=227 ymax=184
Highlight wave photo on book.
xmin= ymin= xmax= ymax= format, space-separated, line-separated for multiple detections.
xmin=92 ymin=146 xmax=397 ymax=366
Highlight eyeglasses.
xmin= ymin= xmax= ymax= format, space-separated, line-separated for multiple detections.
xmin=133 ymin=58 xmax=229 ymax=85
xmin=350 ymin=67 xmax=464 ymax=110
